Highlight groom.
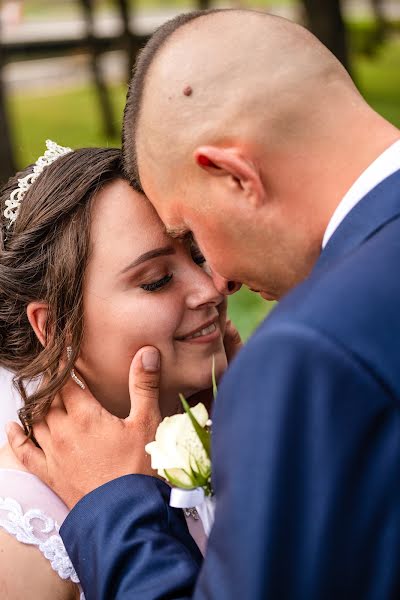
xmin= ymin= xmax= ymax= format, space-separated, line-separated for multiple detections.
xmin=8 ymin=8 xmax=400 ymax=599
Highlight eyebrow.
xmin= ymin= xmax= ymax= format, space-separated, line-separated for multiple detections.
xmin=119 ymin=246 xmax=176 ymax=275
xmin=166 ymin=228 xmax=191 ymax=241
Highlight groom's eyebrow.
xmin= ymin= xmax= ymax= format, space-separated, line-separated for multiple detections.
xmin=166 ymin=228 xmax=191 ymax=241
xmin=119 ymin=246 xmax=176 ymax=274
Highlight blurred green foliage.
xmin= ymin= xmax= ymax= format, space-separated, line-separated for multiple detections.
xmin=348 ymin=19 xmax=400 ymax=56
xmin=22 ymin=0 xmax=295 ymax=19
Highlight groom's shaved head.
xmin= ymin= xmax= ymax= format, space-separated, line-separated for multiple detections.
xmin=122 ymin=8 xmax=395 ymax=298
xmin=123 ymin=9 xmax=220 ymax=187
xmin=123 ymin=8 xmax=356 ymax=189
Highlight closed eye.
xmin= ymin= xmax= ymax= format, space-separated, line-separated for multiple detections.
xmin=187 ymin=234 xmax=206 ymax=266
xmin=191 ymin=245 xmax=206 ymax=266
xmin=141 ymin=274 xmax=173 ymax=292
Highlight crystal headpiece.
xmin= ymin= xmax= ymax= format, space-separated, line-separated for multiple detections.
xmin=4 ymin=139 xmax=73 ymax=229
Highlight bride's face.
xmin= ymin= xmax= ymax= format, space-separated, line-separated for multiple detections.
xmin=78 ymin=179 xmax=228 ymax=418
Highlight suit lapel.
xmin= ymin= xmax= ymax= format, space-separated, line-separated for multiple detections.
xmin=315 ymin=169 xmax=400 ymax=274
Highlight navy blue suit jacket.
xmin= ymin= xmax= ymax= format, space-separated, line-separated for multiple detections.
xmin=61 ymin=170 xmax=400 ymax=599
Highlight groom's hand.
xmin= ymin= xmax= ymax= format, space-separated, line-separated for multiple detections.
xmin=6 ymin=347 xmax=162 ymax=509
xmin=224 ymin=319 xmax=243 ymax=362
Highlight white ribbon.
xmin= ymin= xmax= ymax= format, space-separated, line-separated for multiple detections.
xmin=170 ymin=487 xmax=205 ymax=509
xmin=170 ymin=487 xmax=216 ymax=537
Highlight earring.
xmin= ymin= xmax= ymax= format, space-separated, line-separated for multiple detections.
xmin=66 ymin=346 xmax=86 ymax=390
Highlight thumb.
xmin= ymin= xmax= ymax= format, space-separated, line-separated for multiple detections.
xmin=128 ymin=346 xmax=161 ymax=420
xmin=6 ymin=421 xmax=47 ymax=479
xmin=224 ymin=320 xmax=243 ymax=363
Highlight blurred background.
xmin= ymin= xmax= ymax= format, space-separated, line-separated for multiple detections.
xmin=1 ymin=0 xmax=399 ymax=339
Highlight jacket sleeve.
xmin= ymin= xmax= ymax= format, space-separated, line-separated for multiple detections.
xmin=61 ymin=322 xmax=400 ymax=600
xmin=60 ymin=475 xmax=203 ymax=600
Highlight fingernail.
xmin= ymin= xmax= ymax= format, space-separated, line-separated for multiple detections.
xmin=142 ymin=349 xmax=160 ymax=372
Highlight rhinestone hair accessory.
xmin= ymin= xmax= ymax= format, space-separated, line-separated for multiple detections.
xmin=4 ymin=139 xmax=72 ymax=229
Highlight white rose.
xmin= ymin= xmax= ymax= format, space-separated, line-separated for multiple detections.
xmin=145 ymin=403 xmax=211 ymax=489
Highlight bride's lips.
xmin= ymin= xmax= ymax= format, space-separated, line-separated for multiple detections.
xmin=175 ymin=318 xmax=221 ymax=344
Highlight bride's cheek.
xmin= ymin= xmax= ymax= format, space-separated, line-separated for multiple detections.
xmin=122 ymin=299 xmax=181 ymax=353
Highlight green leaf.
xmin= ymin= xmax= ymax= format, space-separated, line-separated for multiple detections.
xmin=212 ymin=354 xmax=218 ymax=401
xmin=164 ymin=469 xmax=196 ymax=490
xmin=191 ymin=457 xmax=211 ymax=486
xmin=179 ymin=394 xmax=211 ymax=458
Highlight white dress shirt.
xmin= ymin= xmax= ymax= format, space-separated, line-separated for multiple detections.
xmin=322 ymin=140 xmax=400 ymax=248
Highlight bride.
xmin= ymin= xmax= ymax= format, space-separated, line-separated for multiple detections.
xmin=0 ymin=142 xmax=236 ymax=599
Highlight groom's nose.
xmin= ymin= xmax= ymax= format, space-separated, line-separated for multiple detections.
xmin=211 ymin=271 xmax=242 ymax=296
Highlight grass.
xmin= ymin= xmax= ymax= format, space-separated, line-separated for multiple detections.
xmin=6 ymin=27 xmax=400 ymax=340
xmin=10 ymin=84 xmax=127 ymax=165
xmin=22 ymin=0 xmax=295 ymax=19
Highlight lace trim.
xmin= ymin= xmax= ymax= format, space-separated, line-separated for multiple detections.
xmin=0 ymin=496 xmax=82 ymax=590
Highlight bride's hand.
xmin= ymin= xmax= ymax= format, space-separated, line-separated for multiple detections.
xmin=6 ymin=347 xmax=162 ymax=509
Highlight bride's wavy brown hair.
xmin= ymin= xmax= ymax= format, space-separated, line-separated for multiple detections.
xmin=0 ymin=147 xmax=128 ymax=430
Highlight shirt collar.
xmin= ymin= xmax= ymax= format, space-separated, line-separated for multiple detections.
xmin=322 ymin=140 xmax=400 ymax=248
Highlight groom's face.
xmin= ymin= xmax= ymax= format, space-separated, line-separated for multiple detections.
xmin=139 ymin=179 xmax=249 ymax=292
xmin=138 ymin=160 xmax=309 ymax=301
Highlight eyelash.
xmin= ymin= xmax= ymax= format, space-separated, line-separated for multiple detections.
xmin=141 ymin=274 xmax=173 ymax=292
xmin=139 ymin=239 xmax=205 ymax=292
xmin=189 ymin=238 xmax=206 ymax=266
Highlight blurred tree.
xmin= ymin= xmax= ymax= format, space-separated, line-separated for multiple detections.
xmin=198 ymin=0 xmax=211 ymax=8
xmin=0 ymin=81 xmax=15 ymax=183
xmin=367 ymin=0 xmax=389 ymax=54
xmin=301 ymin=0 xmax=350 ymax=71
xmin=0 ymin=25 xmax=15 ymax=183
xmin=80 ymin=0 xmax=117 ymax=137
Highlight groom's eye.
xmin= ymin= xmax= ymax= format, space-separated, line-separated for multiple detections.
xmin=189 ymin=237 xmax=206 ymax=266
xmin=141 ymin=273 xmax=173 ymax=292
xmin=191 ymin=247 xmax=206 ymax=266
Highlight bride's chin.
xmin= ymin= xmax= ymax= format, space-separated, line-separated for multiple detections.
xmin=189 ymin=353 xmax=228 ymax=394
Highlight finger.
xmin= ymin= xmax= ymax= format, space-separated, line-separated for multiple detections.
xmin=6 ymin=422 xmax=48 ymax=480
xmin=127 ymin=346 xmax=161 ymax=421
xmin=32 ymin=419 xmax=50 ymax=440
xmin=46 ymin=392 xmax=68 ymax=427
xmin=50 ymin=391 xmax=67 ymax=413
xmin=32 ymin=420 xmax=53 ymax=454
xmin=44 ymin=407 xmax=68 ymax=432
xmin=224 ymin=320 xmax=243 ymax=362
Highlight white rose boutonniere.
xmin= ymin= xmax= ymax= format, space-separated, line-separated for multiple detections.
xmin=145 ymin=361 xmax=218 ymax=535
xmin=145 ymin=401 xmax=212 ymax=494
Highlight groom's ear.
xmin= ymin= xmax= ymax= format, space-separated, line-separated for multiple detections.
xmin=27 ymin=302 xmax=49 ymax=347
xmin=193 ymin=146 xmax=266 ymax=208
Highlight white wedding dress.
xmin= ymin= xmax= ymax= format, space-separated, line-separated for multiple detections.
xmin=0 ymin=366 xmax=85 ymax=597
xmin=0 ymin=366 xmax=206 ymax=598
xmin=0 ymin=366 xmax=21 ymax=446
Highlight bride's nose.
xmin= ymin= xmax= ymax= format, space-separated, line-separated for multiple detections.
xmin=210 ymin=270 xmax=242 ymax=296
xmin=186 ymin=269 xmax=225 ymax=309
